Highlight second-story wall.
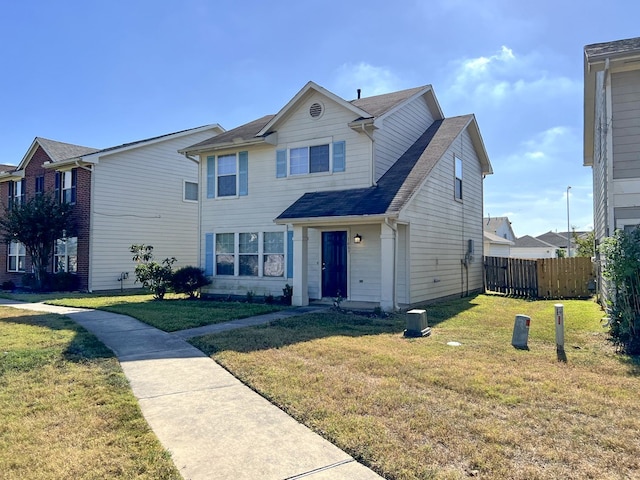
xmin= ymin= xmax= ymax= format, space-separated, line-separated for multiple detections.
xmin=89 ymin=130 xmax=214 ymax=291
xmin=374 ymin=94 xmax=435 ymax=180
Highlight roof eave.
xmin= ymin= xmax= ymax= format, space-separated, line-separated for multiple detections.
xmin=180 ymin=136 xmax=267 ymax=156
xmin=274 ymin=213 xmax=396 ymax=226
xmin=0 ymin=170 xmax=25 ymax=182
xmin=257 ymin=81 xmax=372 ymax=136
xmin=42 ymin=158 xmax=96 ymax=170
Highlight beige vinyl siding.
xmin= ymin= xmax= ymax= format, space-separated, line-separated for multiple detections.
xmin=89 ymin=130 xmax=215 ymax=291
xmin=401 ymin=128 xmax=484 ymax=304
xmin=347 ymin=224 xmax=382 ymax=302
xmin=199 ymin=93 xmax=373 ymax=297
xmin=374 ymin=95 xmax=435 ymax=180
xmin=593 ymin=70 xmax=609 ymax=241
xmin=612 ymin=70 xmax=640 ymax=179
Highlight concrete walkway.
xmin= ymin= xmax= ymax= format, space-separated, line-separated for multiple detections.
xmin=0 ymin=299 xmax=384 ymax=480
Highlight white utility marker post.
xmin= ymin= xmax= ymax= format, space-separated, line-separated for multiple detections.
xmin=554 ymin=303 xmax=565 ymax=350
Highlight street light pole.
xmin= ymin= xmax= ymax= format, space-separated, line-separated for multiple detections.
xmin=566 ymin=186 xmax=571 ymax=257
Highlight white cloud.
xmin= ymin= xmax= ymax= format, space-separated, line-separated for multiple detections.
xmin=442 ymin=46 xmax=580 ymax=109
xmin=333 ymin=62 xmax=403 ymax=98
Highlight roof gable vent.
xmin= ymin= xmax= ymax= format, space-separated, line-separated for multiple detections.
xmin=309 ymin=102 xmax=324 ymax=119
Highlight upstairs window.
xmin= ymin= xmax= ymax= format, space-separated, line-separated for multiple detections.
xmin=206 ymin=152 xmax=248 ymax=198
xmin=277 ymin=141 xmax=345 ymax=178
xmin=290 ymin=144 xmax=329 ymax=175
xmin=55 ymin=169 xmax=77 ymax=204
xmin=8 ymin=179 xmax=25 ymax=209
xmin=454 ymin=156 xmax=463 ymax=201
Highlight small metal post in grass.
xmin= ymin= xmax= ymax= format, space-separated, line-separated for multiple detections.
xmin=555 ymin=303 xmax=565 ymax=352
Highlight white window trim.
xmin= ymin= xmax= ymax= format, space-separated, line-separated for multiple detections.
xmin=285 ymin=137 xmax=334 ymax=176
xmin=214 ymin=230 xmax=286 ymax=278
xmin=215 ymin=153 xmax=239 ymax=198
xmin=183 ymin=180 xmax=198 ymax=202
xmin=454 ymin=155 xmax=463 ymax=202
xmin=7 ymin=240 xmax=26 ymax=273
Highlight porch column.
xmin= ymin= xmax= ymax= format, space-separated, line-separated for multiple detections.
xmin=292 ymin=225 xmax=309 ymax=306
xmin=380 ymin=222 xmax=396 ymax=311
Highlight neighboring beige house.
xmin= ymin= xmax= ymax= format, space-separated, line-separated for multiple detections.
xmin=483 ymin=216 xmax=516 ymax=241
xmin=584 ymin=37 xmax=640 ymax=254
xmin=510 ymin=235 xmax=557 ymax=259
xmin=483 ymin=231 xmax=513 ymax=257
xmin=0 ymin=125 xmax=224 ymax=291
xmin=183 ymin=81 xmax=493 ymax=310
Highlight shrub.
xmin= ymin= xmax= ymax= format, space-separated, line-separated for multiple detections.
xmin=282 ymin=284 xmax=293 ymax=305
xmin=50 ymin=272 xmax=80 ymax=292
xmin=130 ymin=244 xmax=176 ymax=300
xmin=600 ymin=228 xmax=640 ymax=354
xmin=1 ymin=280 xmax=15 ymax=291
xmin=171 ymin=266 xmax=211 ymax=299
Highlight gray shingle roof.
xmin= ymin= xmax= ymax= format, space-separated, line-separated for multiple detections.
xmin=350 ymin=86 xmax=428 ymax=118
xmin=36 ymin=137 xmax=99 ymax=162
xmin=183 ymin=115 xmax=275 ymax=152
xmin=514 ymin=235 xmax=556 ymax=248
xmin=277 ymin=115 xmax=473 ymax=220
xmin=585 ymin=37 xmax=640 ymax=60
xmin=536 ymin=231 xmax=570 ymax=248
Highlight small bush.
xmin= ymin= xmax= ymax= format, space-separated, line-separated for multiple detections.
xmin=171 ymin=266 xmax=211 ymax=299
xmin=246 ymin=290 xmax=255 ymax=303
xmin=282 ymin=284 xmax=293 ymax=305
xmin=1 ymin=280 xmax=15 ymax=291
xmin=130 ymin=244 xmax=176 ymax=300
xmin=50 ymin=272 xmax=80 ymax=292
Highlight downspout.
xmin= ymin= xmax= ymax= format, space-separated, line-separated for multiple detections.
xmin=360 ymin=124 xmax=377 ymax=187
xmin=384 ymin=217 xmax=398 ymax=310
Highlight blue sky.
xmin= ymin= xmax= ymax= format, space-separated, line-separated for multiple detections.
xmin=1 ymin=0 xmax=638 ymax=237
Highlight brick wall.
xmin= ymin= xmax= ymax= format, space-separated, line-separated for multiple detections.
xmin=0 ymin=145 xmax=92 ymax=290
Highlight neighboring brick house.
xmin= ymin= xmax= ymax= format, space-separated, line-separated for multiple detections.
xmin=0 ymin=124 xmax=223 ymax=291
xmin=0 ymin=138 xmax=97 ymax=289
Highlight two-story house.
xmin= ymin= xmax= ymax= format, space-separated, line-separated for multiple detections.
xmin=182 ymin=82 xmax=492 ymax=310
xmin=584 ymin=36 xmax=640 ymax=295
xmin=0 ymin=124 xmax=223 ymax=291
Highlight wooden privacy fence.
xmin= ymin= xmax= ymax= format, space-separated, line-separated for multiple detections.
xmin=484 ymin=256 xmax=595 ymax=299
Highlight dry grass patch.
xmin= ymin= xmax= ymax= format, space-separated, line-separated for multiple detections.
xmin=190 ymin=295 xmax=640 ymax=480
xmin=0 ymin=307 xmax=180 ymax=479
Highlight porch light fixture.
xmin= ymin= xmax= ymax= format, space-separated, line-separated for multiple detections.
xmin=353 ymin=234 xmax=362 ymax=244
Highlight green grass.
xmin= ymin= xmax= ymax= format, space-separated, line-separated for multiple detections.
xmin=0 ymin=307 xmax=180 ymax=479
xmin=190 ymin=294 xmax=640 ymax=480
xmin=1 ymin=291 xmax=288 ymax=332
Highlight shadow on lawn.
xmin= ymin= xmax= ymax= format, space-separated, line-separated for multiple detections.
xmin=191 ymin=295 xmax=481 ymax=355
xmin=0 ymin=312 xmax=115 ymax=366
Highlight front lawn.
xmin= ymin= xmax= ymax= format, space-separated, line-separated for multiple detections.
xmin=190 ymin=295 xmax=639 ymax=480
xmin=0 ymin=307 xmax=180 ymax=479
xmin=0 ymin=292 xmax=288 ymax=332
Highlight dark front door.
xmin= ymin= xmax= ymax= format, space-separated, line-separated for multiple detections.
xmin=322 ymin=231 xmax=347 ymax=298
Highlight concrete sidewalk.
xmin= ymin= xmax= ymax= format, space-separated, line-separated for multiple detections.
xmin=0 ymin=299 xmax=384 ymax=480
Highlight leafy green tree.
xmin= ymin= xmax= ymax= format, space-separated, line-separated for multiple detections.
xmin=599 ymin=228 xmax=640 ymax=354
xmin=0 ymin=194 xmax=74 ymax=291
xmin=573 ymin=230 xmax=595 ymax=258
xmin=130 ymin=244 xmax=176 ymax=300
